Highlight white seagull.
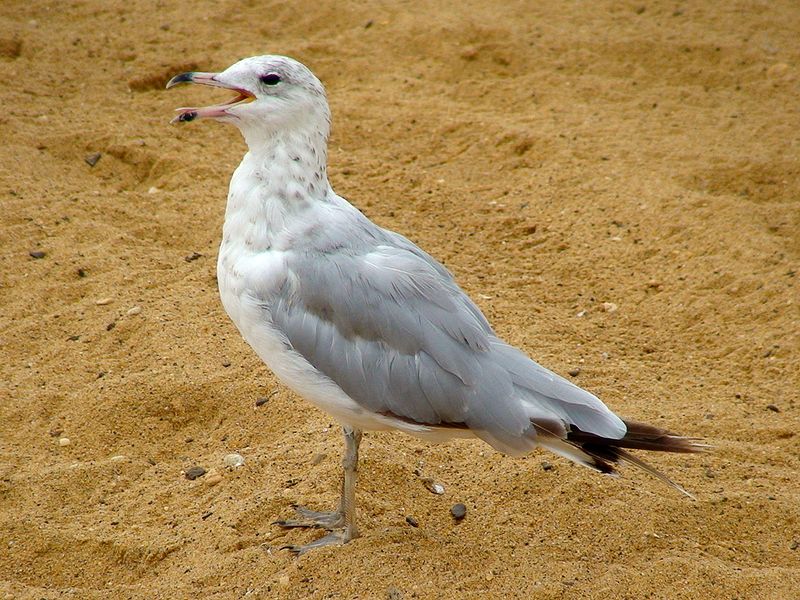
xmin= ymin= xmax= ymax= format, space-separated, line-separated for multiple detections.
xmin=167 ymin=55 xmax=702 ymax=553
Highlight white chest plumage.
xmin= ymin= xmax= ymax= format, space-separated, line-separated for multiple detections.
xmin=215 ymin=147 xmax=425 ymax=434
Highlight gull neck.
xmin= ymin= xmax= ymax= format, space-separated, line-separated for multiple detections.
xmin=240 ymin=124 xmax=330 ymax=203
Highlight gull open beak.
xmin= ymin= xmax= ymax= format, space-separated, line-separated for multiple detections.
xmin=166 ymin=71 xmax=255 ymax=124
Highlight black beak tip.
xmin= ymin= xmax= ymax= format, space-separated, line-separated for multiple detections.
xmin=166 ymin=72 xmax=195 ymax=89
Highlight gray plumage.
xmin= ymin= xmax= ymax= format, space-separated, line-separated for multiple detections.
xmin=270 ymin=200 xmax=626 ymax=455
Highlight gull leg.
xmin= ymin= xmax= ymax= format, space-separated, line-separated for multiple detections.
xmin=277 ymin=426 xmax=362 ymax=553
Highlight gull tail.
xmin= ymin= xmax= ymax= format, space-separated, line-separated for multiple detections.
xmin=534 ymin=419 xmax=707 ymax=499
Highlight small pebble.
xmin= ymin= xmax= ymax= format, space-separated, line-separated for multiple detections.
xmin=84 ymin=152 xmax=102 ymax=167
xmin=58 ymin=437 xmax=71 ymax=447
xmin=450 ymin=503 xmax=467 ymax=520
xmin=95 ymin=297 xmax=113 ymax=306
xmin=460 ymin=46 xmax=479 ymax=61
xmin=766 ymin=404 xmax=780 ymax=413
xmin=421 ymin=478 xmax=445 ymax=495
xmin=184 ymin=251 xmax=203 ymax=262
xmin=110 ymin=455 xmax=127 ymax=462
xmin=766 ymin=63 xmax=789 ymax=78
xmin=567 ymin=368 xmax=581 ymax=377
xmin=49 ymin=428 xmax=63 ymax=437
xmin=126 ymin=306 xmax=142 ymax=316
xmin=255 ymin=396 xmax=270 ymax=407
xmin=310 ymin=452 xmax=327 ymax=465
xmin=184 ymin=466 xmax=206 ymax=480
xmin=223 ymin=453 xmax=245 ymax=468
xmin=29 ymin=250 xmax=46 ymax=259
xmin=405 ymin=515 xmax=419 ymax=527
xmin=541 ymin=461 xmax=555 ymax=472
xmin=790 ymin=540 xmax=798 ymax=550
xmin=277 ymin=575 xmax=290 ymax=588
xmin=602 ymin=302 xmax=618 ymax=313
xmin=205 ymin=469 xmax=223 ymax=486
xmin=386 ymin=587 xmax=403 ymax=600
xmin=148 ymin=186 xmax=160 ymax=194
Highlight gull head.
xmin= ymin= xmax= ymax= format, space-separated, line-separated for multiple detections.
xmin=166 ymin=55 xmax=330 ymax=139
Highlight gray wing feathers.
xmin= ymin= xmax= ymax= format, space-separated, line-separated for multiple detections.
xmin=494 ymin=341 xmax=626 ymax=439
xmin=269 ymin=216 xmax=625 ymax=452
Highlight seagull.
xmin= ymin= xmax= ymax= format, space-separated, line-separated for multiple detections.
xmin=167 ymin=55 xmax=703 ymax=553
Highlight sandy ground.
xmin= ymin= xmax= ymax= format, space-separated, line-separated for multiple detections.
xmin=1 ymin=0 xmax=799 ymax=598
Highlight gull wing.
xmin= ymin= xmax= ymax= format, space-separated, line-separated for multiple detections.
xmin=269 ymin=225 xmax=625 ymax=453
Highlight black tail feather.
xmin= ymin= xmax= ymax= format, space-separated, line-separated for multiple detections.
xmin=568 ymin=419 xmax=707 ymax=454
xmin=534 ymin=418 xmax=706 ymax=498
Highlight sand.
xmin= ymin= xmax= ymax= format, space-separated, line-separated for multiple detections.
xmin=1 ymin=0 xmax=798 ymax=598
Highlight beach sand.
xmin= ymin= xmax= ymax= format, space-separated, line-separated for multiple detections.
xmin=1 ymin=1 xmax=798 ymax=597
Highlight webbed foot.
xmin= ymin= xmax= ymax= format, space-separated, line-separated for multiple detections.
xmin=281 ymin=528 xmax=354 ymax=555
xmin=274 ymin=504 xmax=345 ymax=530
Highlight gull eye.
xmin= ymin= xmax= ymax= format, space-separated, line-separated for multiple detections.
xmin=260 ymin=73 xmax=281 ymax=86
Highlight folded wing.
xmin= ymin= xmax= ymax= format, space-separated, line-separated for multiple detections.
xmin=270 ymin=230 xmax=626 ymax=455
